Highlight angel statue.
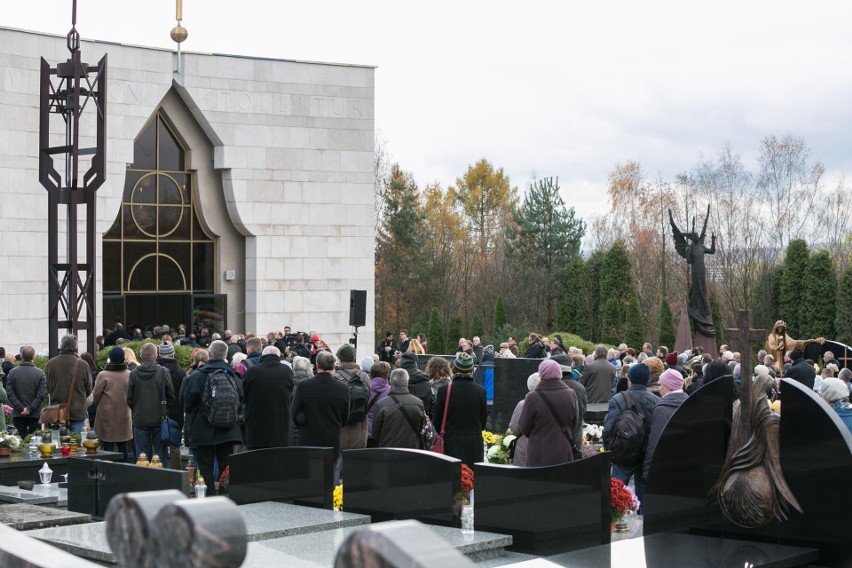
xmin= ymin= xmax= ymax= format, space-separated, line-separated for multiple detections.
xmin=669 ymin=205 xmax=716 ymax=337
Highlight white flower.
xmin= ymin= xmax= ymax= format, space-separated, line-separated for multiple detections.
xmin=502 ymin=435 xmax=516 ymax=448
xmin=487 ymin=445 xmax=501 ymax=458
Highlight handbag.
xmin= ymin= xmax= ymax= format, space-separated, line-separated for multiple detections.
xmin=430 ymin=382 xmax=452 ymax=454
xmin=389 ymin=394 xmax=437 ymax=449
xmin=41 ymin=358 xmax=81 ymax=426
xmin=159 ymin=368 xmax=182 ymax=447
xmin=535 ymin=389 xmax=583 ymax=461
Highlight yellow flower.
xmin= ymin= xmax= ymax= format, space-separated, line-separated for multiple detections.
xmin=333 ymin=483 xmax=343 ymax=511
xmin=482 ymin=431 xmax=496 ymax=444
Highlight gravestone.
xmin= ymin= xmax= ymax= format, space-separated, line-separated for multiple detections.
xmin=229 ymin=447 xmax=334 ymax=509
xmin=67 ymin=459 xmax=189 ymax=517
xmin=342 ymin=448 xmax=461 ymax=527
xmin=0 ymin=503 xmax=91 ymax=530
xmin=723 ymin=309 xmax=767 ymax=368
xmin=0 ymin=449 xmax=122 ymax=486
xmin=644 ymin=376 xmax=852 ymax=567
xmin=491 ymin=358 xmax=542 ymax=433
xmin=805 ymin=339 xmax=852 ymax=369
xmin=0 ymin=521 xmax=100 ymax=568
xmin=473 ymin=452 xmax=611 ymax=555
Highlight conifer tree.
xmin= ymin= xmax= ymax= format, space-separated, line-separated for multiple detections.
xmin=427 ymin=307 xmax=445 ymax=355
xmin=447 ymin=316 xmax=464 ymax=351
xmin=602 ymin=297 xmax=623 ymax=344
xmin=710 ymin=292 xmax=724 ymax=346
xmin=799 ymin=250 xmax=836 ymax=338
xmin=493 ymin=297 xmax=507 ymax=334
xmin=556 ymin=256 xmax=586 ymax=334
xmin=469 ymin=314 xmax=484 ymax=340
xmin=624 ymin=294 xmax=645 ymax=349
xmin=658 ymin=299 xmax=675 ymax=349
xmin=835 ymin=266 xmax=852 ymax=345
xmin=779 ymin=239 xmax=809 ymax=337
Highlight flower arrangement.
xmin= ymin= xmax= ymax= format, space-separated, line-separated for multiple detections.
xmin=610 ymin=478 xmax=639 ymax=523
xmin=453 ymin=464 xmax=475 ymax=505
xmin=482 ymin=429 xmax=516 ymax=464
xmin=333 ymin=483 xmax=343 ymax=511
xmin=0 ymin=432 xmax=22 ymax=450
xmin=583 ymin=423 xmax=603 ymax=444
xmin=3 ymin=404 xmax=12 ymax=420
xmin=218 ymin=465 xmax=230 ymax=492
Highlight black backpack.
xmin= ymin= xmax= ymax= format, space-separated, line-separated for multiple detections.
xmin=337 ymin=368 xmax=372 ymax=424
xmin=201 ymin=367 xmax=240 ymax=428
xmin=609 ymin=391 xmax=647 ymax=467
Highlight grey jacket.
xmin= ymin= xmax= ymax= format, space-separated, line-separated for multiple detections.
xmin=6 ymin=362 xmax=46 ymax=418
xmin=602 ymin=385 xmax=658 ymax=452
xmin=372 ymin=386 xmax=426 ymax=450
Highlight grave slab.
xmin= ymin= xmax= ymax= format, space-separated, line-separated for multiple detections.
xmin=29 ymin=501 xmax=371 ymax=564
xmin=0 ymin=503 xmax=91 ymax=530
xmin=0 ymin=483 xmax=67 ymax=506
xmin=0 ymin=450 xmax=123 ymax=487
xmin=229 ymin=447 xmax=335 ymax=508
xmin=518 ymin=533 xmax=818 ymax=568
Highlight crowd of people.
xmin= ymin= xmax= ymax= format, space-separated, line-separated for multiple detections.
xmin=1 ymin=323 xmax=850 ymax=499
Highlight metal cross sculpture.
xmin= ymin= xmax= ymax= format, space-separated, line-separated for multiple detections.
xmin=39 ymin=0 xmax=107 ymax=356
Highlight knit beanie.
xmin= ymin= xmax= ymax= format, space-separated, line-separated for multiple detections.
xmin=538 ymin=359 xmax=562 ymax=380
xmin=361 ymin=356 xmax=374 ymax=373
xmin=158 ymin=340 xmax=175 ymax=359
xmin=789 ymin=349 xmax=803 ymax=361
xmin=821 ymin=378 xmax=849 ymax=404
xmin=108 ymin=346 xmax=125 ymax=364
xmin=400 ymin=351 xmax=418 ymax=370
xmin=659 ymin=368 xmax=684 ymax=391
xmin=628 ymin=363 xmax=651 ymax=385
xmin=453 ymin=352 xmax=475 ymax=375
xmin=665 ymin=351 xmax=679 ymax=367
xmin=336 ymin=344 xmax=356 ymax=363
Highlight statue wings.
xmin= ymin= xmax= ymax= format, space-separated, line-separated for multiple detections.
xmin=669 ymin=209 xmax=688 ymax=259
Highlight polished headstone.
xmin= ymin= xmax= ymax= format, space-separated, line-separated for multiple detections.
xmin=0 ymin=450 xmax=122 ymax=487
xmin=228 ymin=447 xmax=335 ymax=509
xmin=342 ymin=448 xmax=462 ymax=526
xmin=0 ymin=503 xmax=91 ymax=530
xmin=644 ymin=376 xmax=852 ymax=567
xmin=473 ymin=452 xmax=611 ymax=555
xmin=0 ymin=521 xmax=100 ymax=568
xmin=528 ymin=533 xmax=818 ymax=568
xmin=67 ymin=459 xmax=189 ymax=517
xmin=492 ymin=358 xmax=542 ymax=433
xmin=0 ymin=482 xmax=66 ymax=506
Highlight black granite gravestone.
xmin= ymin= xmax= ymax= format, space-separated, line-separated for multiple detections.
xmin=0 ymin=450 xmax=122 ymax=487
xmin=644 ymin=376 xmax=852 ymax=567
xmin=342 ymin=448 xmax=461 ymax=526
xmin=67 ymin=459 xmax=189 ymax=517
xmin=228 ymin=447 xmax=334 ymax=509
xmin=805 ymin=339 xmax=852 ymax=370
xmin=473 ymin=451 xmax=611 ymax=555
xmin=491 ymin=358 xmax=542 ymax=433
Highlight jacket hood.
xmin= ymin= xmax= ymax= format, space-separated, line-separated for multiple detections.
xmin=407 ymin=369 xmax=429 ymax=384
xmin=134 ymin=360 xmax=160 ymax=380
xmin=400 ymin=352 xmax=419 ymax=371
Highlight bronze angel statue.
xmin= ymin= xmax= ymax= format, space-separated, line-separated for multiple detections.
xmin=669 ymin=205 xmax=716 ymax=337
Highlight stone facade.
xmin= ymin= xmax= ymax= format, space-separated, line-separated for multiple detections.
xmin=0 ymin=27 xmax=375 ymax=355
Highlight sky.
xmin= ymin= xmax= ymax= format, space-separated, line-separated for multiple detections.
xmin=6 ymin=1 xmax=852 ymax=221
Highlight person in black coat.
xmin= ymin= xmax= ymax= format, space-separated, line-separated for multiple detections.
xmin=289 ymin=350 xmax=350 ymax=458
xmin=432 ymin=352 xmax=487 ymax=467
xmin=399 ymin=352 xmax=433 ymax=417
xmin=783 ymin=349 xmax=817 ymax=390
xmin=523 ymin=334 xmax=548 ymax=359
xmin=181 ymin=341 xmax=243 ymax=492
xmin=243 ymin=346 xmax=295 ymax=450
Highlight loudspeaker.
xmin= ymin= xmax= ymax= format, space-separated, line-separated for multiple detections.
xmin=349 ymin=290 xmax=367 ymax=327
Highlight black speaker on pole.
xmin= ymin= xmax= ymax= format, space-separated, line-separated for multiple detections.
xmin=349 ymin=290 xmax=367 ymax=327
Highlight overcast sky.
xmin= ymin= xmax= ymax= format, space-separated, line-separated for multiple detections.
xmin=6 ymin=1 xmax=852 ymax=221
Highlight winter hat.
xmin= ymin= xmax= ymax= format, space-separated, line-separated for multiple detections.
xmin=789 ymin=349 xmax=804 ymax=361
xmin=550 ymin=354 xmax=573 ymax=373
xmin=361 ymin=356 xmax=374 ymax=373
xmin=628 ymin=362 xmax=651 ymax=385
xmin=336 ymin=344 xmax=356 ymax=363
xmin=108 ymin=346 xmax=125 ymax=364
xmin=483 ymin=344 xmax=495 ymax=356
xmin=538 ymin=359 xmax=562 ymax=380
xmin=400 ymin=351 xmax=418 ymax=370
xmin=158 ymin=340 xmax=175 ymax=359
xmin=821 ymin=378 xmax=849 ymax=404
xmin=665 ymin=351 xmax=679 ymax=367
xmin=659 ymin=368 xmax=684 ymax=391
xmin=453 ymin=352 xmax=475 ymax=375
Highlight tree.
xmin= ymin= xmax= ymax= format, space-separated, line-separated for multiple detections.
xmin=469 ymin=314 xmax=484 ymax=341
xmin=493 ymin=297 xmax=506 ymax=334
xmin=709 ymin=292 xmax=724 ymax=347
xmin=751 ymin=264 xmax=783 ymax=331
xmin=598 ymin=241 xmax=632 ymax=335
xmin=601 ymin=298 xmax=623 ymax=345
xmin=505 ymin=177 xmax=585 ymax=330
xmin=624 ymin=294 xmax=645 ymax=349
xmin=555 ymin=256 xmax=587 ymax=335
xmin=799 ymin=250 xmax=836 ymax=339
xmin=658 ymin=299 xmax=675 ymax=349
xmin=427 ymin=307 xmax=445 ymax=355
xmin=835 ymin=266 xmax=852 ymax=345
xmin=779 ymin=239 xmax=809 ymax=337
xmin=583 ymin=252 xmax=605 ymax=341
xmin=447 ymin=316 xmax=464 ymax=351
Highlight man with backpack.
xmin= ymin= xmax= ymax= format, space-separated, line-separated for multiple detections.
xmin=602 ymin=362 xmax=657 ymax=514
xmin=181 ymin=340 xmax=243 ymax=493
xmin=333 ymin=344 xmax=370 ymax=450
xmin=128 ymin=343 xmax=175 ymax=466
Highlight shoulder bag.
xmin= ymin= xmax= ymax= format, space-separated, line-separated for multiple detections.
xmin=159 ymin=368 xmax=182 ymax=447
xmin=535 ymin=389 xmax=583 ymax=460
xmin=389 ymin=394 xmax=437 ymax=449
xmin=430 ymin=382 xmax=452 ymax=454
xmin=42 ymin=358 xmax=81 ymax=426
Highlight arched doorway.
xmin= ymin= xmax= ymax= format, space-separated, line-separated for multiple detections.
xmin=102 ymin=110 xmax=226 ymax=338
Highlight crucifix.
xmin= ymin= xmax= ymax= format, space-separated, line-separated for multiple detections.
xmin=723 ymin=310 xmax=767 ymax=370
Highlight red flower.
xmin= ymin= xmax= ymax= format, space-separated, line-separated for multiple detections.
xmin=461 ymin=464 xmax=474 ymax=494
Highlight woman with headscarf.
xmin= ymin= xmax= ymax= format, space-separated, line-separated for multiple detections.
xmin=518 ymin=359 xmax=580 ymax=467
xmin=508 ymin=372 xmax=541 ymax=467
xmin=92 ymin=347 xmax=133 ymax=461
xmin=820 ymin=377 xmax=852 ymax=434
xmin=366 ymin=361 xmax=391 ymax=447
